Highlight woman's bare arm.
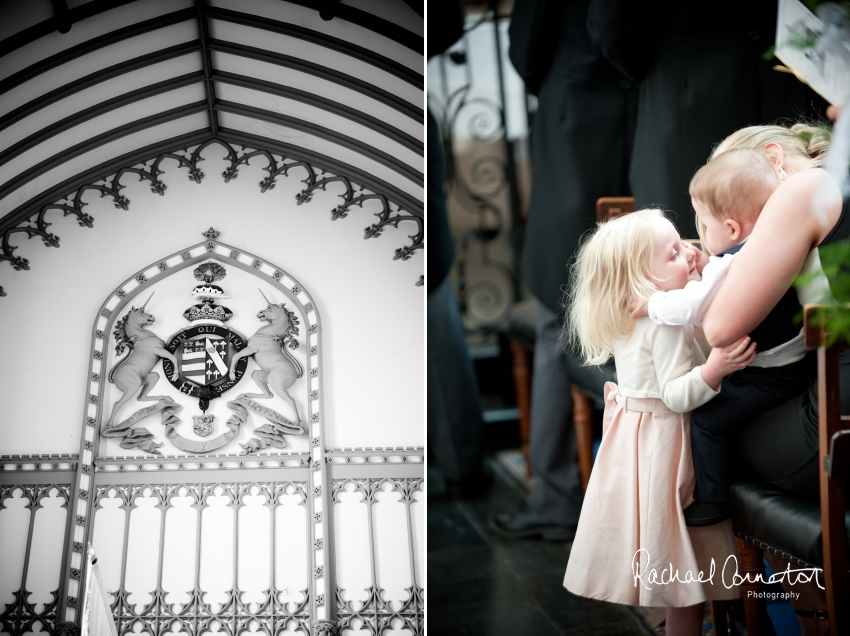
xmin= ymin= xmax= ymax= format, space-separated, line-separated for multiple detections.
xmin=702 ymin=168 xmax=842 ymax=347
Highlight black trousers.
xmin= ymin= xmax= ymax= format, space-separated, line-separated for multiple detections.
xmin=690 ymin=352 xmax=818 ymax=503
xmin=734 ymin=350 xmax=850 ymax=499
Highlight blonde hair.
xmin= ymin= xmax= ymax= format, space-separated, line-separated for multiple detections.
xmin=711 ymin=122 xmax=831 ymax=164
xmin=690 ymin=148 xmax=779 ymax=222
xmin=567 ymin=209 xmax=666 ymax=365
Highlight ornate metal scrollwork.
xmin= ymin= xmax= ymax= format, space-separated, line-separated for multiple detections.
xmin=0 ymin=139 xmax=423 ymax=295
xmin=428 ymin=16 xmax=523 ymax=329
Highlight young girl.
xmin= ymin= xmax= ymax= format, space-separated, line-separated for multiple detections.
xmin=562 ymin=209 xmax=750 ymax=635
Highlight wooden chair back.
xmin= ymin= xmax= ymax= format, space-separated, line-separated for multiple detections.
xmin=595 ymin=197 xmax=635 ymax=222
xmin=803 ymin=304 xmax=850 ymax=634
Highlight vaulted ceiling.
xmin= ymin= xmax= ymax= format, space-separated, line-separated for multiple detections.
xmin=0 ymin=0 xmax=424 ymax=296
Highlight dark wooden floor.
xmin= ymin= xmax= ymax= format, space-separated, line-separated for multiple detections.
xmin=427 ymin=462 xmax=656 ymax=636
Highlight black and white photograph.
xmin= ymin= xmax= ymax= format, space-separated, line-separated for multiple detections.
xmin=0 ymin=3 xmax=424 ymax=636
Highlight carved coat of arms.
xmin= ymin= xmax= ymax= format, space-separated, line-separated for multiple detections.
xmin=162 ymin=262 xmax=248 ymax=410
xmin=103 ymin=261 xmax=305 ymax=455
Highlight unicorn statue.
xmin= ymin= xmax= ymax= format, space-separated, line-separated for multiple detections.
xmin=228 ymin=290 xmax=304 ymax=426
xmin=106 ymin=293 xmax=179 ymax=430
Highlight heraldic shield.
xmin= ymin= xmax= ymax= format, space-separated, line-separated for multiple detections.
xmin=181 ymin=337 xmax=230 ymax=384
xmin=101 ymin=248 xmax=311 ymax=456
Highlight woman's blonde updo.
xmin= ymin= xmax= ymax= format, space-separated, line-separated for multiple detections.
xmin=566 ymin=209 xmax=666 ymax=366
xmin=710 ymin=122 xmax=831 ymax=165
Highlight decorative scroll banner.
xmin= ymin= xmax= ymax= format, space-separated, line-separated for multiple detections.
xmin=102 ymin=398 xmax=182 ymax=454
xmin=227 ymin=395 xmax=305 ymax=454
xmin=102 ymin=394 xmax=303 ymax=455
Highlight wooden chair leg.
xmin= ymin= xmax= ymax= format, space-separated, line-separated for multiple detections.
xmin=819 ymin=348 xmax=850 ymax=635
xmin=710 ymin=600 xmax=729 ymax=636
xmin=571 ymin=387 xmax=594 ymax=492
xmin=509 ymin=341 xmax=533 ymax=476
xmin=736 ymin=537 xmax=766 ymax=635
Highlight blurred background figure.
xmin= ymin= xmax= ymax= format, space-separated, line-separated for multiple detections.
xmin=429 ymin=2 xmax=649 ymax=634
xmin=489 ymin=0 xmax=637 ymax=541
xmin=427 ymin=0 xmax=490 ymax=498
xmin=588 ymin=0 xmax=829 ymax=238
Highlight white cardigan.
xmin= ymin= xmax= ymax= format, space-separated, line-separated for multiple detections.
xmin=613 ymin=318 xmax=719 ymax=414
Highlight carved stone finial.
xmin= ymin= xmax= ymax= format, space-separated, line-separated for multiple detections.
xmin=313 ymin=620 xmax=338 ymax=636
xmin=194 ymin=262 xmax=227 ymax=283
xmin=202 ymin=227 xmax=220 ymax=240
xmin=56 ymin=621 xmax=81 ymax=636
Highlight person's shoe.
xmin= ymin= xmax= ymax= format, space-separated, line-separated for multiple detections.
xmin=490 ymin=507 xmax=575 ymax=541
xmin=683 ymin=500 xmax=730 ymax=526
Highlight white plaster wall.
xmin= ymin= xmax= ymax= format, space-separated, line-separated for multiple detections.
xmin=0 ymin=143 xmax=423 ymax=455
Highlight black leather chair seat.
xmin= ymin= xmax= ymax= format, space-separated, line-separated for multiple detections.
xmin=729 ymin=480 xmax=850 ymax=569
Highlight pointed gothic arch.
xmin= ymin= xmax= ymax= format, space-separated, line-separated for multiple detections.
xmin=60 ymin=238 xmax=337 ymax=634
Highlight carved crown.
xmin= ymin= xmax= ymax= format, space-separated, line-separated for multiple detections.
xmin=183 ymin=300 xmax=233 ymax=323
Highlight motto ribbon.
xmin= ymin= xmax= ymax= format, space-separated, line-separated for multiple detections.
xmin=102 ymin=398 xmax=183 ymax=455
xmin=102 ymin=394 xmax=303 ymax=455
xmin=226 ymin=394 xmax=305 ymax=454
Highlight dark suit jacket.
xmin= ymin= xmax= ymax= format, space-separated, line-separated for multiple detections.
xmin=510 ymin=0 xmax=637 ymax=311
xmin=588 ymin=0 xmax=829 ymax=239
xmin=427 ymin=0 xmax=464 ymax=292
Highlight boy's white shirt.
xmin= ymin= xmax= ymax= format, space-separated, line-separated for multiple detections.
xmin=646 ymin=247 xmax=833 ymax=368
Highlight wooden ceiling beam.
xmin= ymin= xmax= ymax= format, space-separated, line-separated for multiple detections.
xmin=0 ymin=41 xmax=202 ymax=134
xmin=0 ymin=72 xmax=206 ymax=170
xmin=208 ymin=39 xmax=422 ymax=122
xmin=0 ymin=0 xmax=138 ymax=58
xmin=0 ymin=101 xmax=208 ymax=202
xmin=0 ymin=8 xmax=196 ymax=97
xmin=280 ymin=0 xmax=422 ymax=53
xmin=205 ymin=5 xmax=422 ymax=88
xmin=212 ymin=70 xmax=422 ymax=155
xmin=195 ymin=0 xmax=219 ymax=137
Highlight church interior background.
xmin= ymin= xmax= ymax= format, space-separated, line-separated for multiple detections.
xmin=0 ymin=2 xmax=424 ymax=636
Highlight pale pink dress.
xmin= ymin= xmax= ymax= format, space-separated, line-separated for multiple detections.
xmin=563 ymin=319 xmax=741 ymax=607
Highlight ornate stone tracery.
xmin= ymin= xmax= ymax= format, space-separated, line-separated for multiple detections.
xmin=0 ymin=138 xmax=424 ymax=294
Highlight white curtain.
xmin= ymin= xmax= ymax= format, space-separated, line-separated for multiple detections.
xmin=81 ymin=546 xmax=119 ymax=636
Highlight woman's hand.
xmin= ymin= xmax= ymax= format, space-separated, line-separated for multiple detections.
xmin=827 ymin=104 xmax=843 ymax=120
xmin=701 ymin=335 xmax=757 ymax=390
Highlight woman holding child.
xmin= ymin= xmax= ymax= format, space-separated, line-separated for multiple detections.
xmin=701 ymin=123 xmax=848 ymax=495
xmin=563 ymin=119 xmax=847 ymax=636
